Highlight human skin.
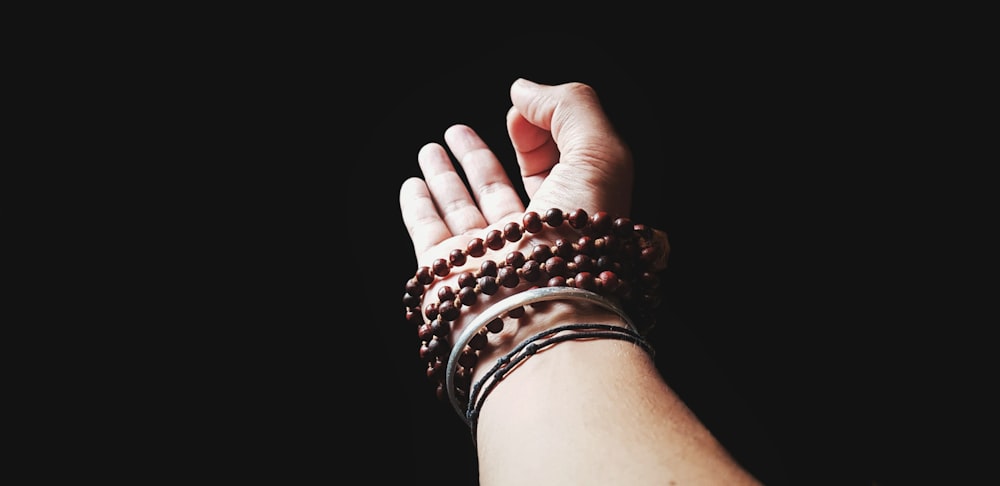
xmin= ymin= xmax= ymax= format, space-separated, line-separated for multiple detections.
xmin=400 ymin=78 xmax=761 ymax=485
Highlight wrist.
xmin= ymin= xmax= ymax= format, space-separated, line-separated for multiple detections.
xmin=445 ymin=286 xmax=647 ymax=424
xmin=462 ymin=296 xmax=632 ymax=384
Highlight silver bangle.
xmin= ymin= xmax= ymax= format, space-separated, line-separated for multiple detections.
xmin=445 ymin=286 xmax=637 ymax=423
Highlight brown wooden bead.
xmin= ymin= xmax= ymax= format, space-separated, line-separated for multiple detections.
xmin=531 ymin=244 xmax=553 ymax=262
xmin=418 ymin=322 xmax=434 ymax=341
xmin=480 ymin=259 xmax=498 ymax=277
xmin=430 ymin=336 xmax=449 ymax=358
xmin=590 ymin=211 xmax=613 ymax=235
xmin=478 ymin=276 xmax=499 ymax=295
xmin=458 ymin=286 xmax=477 ymax=306
xmin=449 ymin=249 xmax=467 ymax=267
xmin=574 ymin=254 xmax=595 ymax=273
xmin=597 ymin=256 xmax=617 ymax=272
xmin=405 ymin=277 xmax=424 ymax=297
xmin=503 ymin=222 xmax=522 ymax=242
xmin=438 ymin=299 xmax=460 ymax=321
xmin=574 ymin=271 xmax=598 ymax=291
xmin=521 ymin=259 xmax=542 ymax=282
xmin=485 ymin=229 xmax=505 ymax=250
xmin=547 ymin=276 xmax=568 ymax=287
xmin=419 ymin=342 xmax=433 ymax=361
xmin=567 ymin=208 xmax=589 ymax=229
xmin=467 ymin=238 xmax=486 ymax=258
xmin=613 ymin=217 xmax=634 ymax=237
xmin=458 ymin=349 xmax=478 ymax=369
xmin=416 ymin=266 xmax=434 ymax=285
xmin=427 ymin=360 xmax=445 ymax=380
xmin=432 ymin=258 xmax=450 ymax=276
xmin=423 ymin=302 xmax=438 ymax=321
xmin=507 ymin=306 xmax=525 ymax=319
xmin=469 ymin=331 xmax=488 ymax=350
xmin=599 ymin=270 xmax=621 ymax=293
xmin=545 ymin=256 xmax=568 ymax=277
xmin=486 ymin=317 xmax=504 ymax=333
xmin=497 ymin=266 xmax=519 ymax=288
xmin=402 ymin=292 xmax=421 ymax=310
xmin=437 ymin=286 xmax=455 ymax=302
xmin=430 ymin=319 xmax=449 ymax=338
xmin=506 ymin=251 xmax=526 ymax=268
xmin=523 ymin=211 xmax=543 ymax=233
xmin=544 ymin=208 xmax=564 ymax=227
xmin=554 ymin=238 xmax=575 ymax=258
xmin=456 ymin=272 xmax=476 ymax=289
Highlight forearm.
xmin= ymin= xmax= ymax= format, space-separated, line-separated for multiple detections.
xmin=472 ymin=304 xmax=761 ymax=486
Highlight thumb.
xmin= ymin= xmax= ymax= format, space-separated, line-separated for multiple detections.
xmin=508 ymin=78 xmax=633 ymax=218
xmin=510 ymin=78 xmax=620 ymax=143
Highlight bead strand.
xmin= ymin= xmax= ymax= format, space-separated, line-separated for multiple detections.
xmin=402 ymin=208 xmax=669 ymax=402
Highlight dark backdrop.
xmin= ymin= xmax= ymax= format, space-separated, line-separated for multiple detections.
xmin=180 ymin=28 xmax=951 ymax=486
xmin=341 ymin=33 xmax=921 ymax=485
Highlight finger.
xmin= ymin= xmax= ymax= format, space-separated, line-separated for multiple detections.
xmin=418 ymin=142 xmax=489 ymax=236
xmin=444 ymin=124 xmax=525 ymax=224
xmin=509 ymin=78 xmax=622 ymax=151
xmin=508 ymin=78 xmax=633 ymax=217
xmin=399 ymin=176 xmax=452 ymax=256
xmin=505 ymin=106 xmax=556 ymax=199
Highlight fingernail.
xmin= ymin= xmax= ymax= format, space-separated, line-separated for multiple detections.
xmin=514 ymin=78 xmax=539 ymax=88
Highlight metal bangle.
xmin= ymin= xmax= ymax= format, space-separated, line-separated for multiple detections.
xmin=445 ymin=286 xmax=636 ymax=423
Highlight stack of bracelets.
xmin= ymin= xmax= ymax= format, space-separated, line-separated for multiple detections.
xmin=402 ymin=207 xmax=670 ymax=439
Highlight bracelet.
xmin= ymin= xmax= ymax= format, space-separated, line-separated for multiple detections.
xmin=445 ymin=286 xmax=638 ymax=422
xmin=405 ymin=208 xmax=671 ymax=411
xmin=466 ymin=323 xmax=654 ymax=443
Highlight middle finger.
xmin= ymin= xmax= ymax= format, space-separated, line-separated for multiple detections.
xmin=418 ymin=142 xmax=488 ymax=236
xmin=444 ymin=124 xmax=525 ymax=225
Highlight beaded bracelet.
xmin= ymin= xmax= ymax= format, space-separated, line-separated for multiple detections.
xmin=402 ymin=208 xmax=670 ymax=406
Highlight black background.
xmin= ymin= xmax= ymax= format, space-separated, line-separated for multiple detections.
xmin=169 ymin=25 xmax=965 ymax=486
xmin=342 ymin=33 xmax=924 ymax=485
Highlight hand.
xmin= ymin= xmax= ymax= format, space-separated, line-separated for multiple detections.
xmin=401 ymin=78 xmax=634 ymax=271
xmin=399 ymin=78 xmax=641 ymax=390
